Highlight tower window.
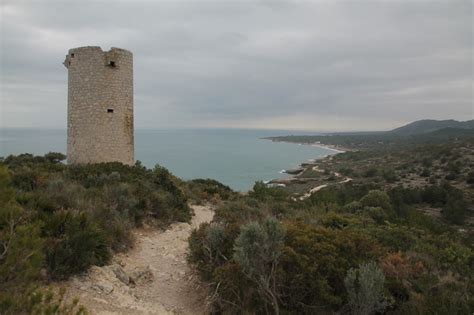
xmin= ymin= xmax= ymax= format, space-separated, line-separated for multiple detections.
xmin=107 ymin=108 xmax=114 ymax=113
xmin=109 ymin=61 xmax=116 ymax=67
xmin=71 ymin=53 xmax=75 ymax=58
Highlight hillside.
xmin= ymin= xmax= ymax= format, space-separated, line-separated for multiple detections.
xmin=389 ymin=119 xmax=474 ymax=135
xmin=0 ymin=154 xmax=214 ymax=313
xmin=1 ymin=127 xmax=473 ymax=314
xmin=189 ymin=136 xmax=474 ymax=314
xmin=264 ymin=120 xmax=474 ymax=151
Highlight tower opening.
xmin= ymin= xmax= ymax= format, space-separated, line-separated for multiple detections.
xmin=109 ymin=61 xmax=116 ymax=67
xmin=107 ymin=108 xmax=114 ymax=113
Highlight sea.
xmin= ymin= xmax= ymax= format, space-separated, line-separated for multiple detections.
xmin=0 ymin=128 xmax=336 ymax=191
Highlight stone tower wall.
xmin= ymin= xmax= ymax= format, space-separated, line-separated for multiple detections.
xmin=64 ymin=46 xmax=134 ymax=165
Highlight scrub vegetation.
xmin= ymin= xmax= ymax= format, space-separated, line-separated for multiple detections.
xmin=0 ymin=153 xmax=191 ymax=314
xmin=189 ymin=128 xmax=474 ymax=314
xmin=1 ymin=120 xmax=472 ymax=314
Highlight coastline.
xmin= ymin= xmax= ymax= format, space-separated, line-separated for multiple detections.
xmin=308 ymin=143 xmax=347 ymax=154
xmin=262 ymin=138 xmax=353 ymax=154
xmin=263 ymin=139 xmax=348 ymax=186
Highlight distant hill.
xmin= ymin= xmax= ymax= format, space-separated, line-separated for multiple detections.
xmin=389 ymin=119 xmax=474 ymax=135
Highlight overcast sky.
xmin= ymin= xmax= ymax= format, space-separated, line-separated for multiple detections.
xmin=1 ymin=0 xmax=472 ymax=131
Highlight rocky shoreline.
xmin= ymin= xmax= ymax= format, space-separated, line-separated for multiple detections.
xmin=262 ymin=137 xmax=353 ymax=153
xmin=267 ymin=155 xmax=338 ymax=187
xmin=265 ymin=140 xmax=347 ymax=187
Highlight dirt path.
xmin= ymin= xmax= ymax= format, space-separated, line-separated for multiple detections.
xmin=62 ymin=205 xmax=214 ymax=314
xmin=298 ymin=176 xmax=352 ymax=200
xmin=299 ymin=184 xmax=328 ymax=200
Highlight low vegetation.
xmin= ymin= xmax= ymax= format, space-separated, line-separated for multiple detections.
xmin=2 ymin=120 xmax=473 ymax=314
xmin=265 ymin=126 xmax=474 ymax=151
xmin=0 ymin=153 xmax=191 ymax=314
xmin=189 ymin=131 xmax=474 ymax=314
xmin=189 ymin=180 xmax=473 ymax=313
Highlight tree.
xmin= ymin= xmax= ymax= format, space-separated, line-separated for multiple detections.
xmin=344 ymin=261 xmax=389 ymax=315
xmin=44 ymin=152 xmax=66 ymax=163
xmin=233 ymin=218 xmax=285 ymax=315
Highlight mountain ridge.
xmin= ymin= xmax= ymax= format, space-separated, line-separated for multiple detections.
xmin=389 ymin=119 xmax=474 ymax=135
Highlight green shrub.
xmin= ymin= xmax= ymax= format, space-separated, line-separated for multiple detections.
xmin=0 ymin=166 xmax=46 ymax=313
xmin=364 ymin=168 xmax=378 ymax=177
xmin=382 ymin=169 xmax=398 ymax=183
xmin=309 ymin=183 xmax=375 ymax=207
xmin=420 ymin=168 xmax=431 ymax=177
xmin=466 ymin=171 xmax=474 ymax=185
xmin=360 ymin=190 xmax=396 ymax=221
xmin=233 ymin=218 xmax=285 ymax=314
xmin=249 ymin=181 xmax=288 ymax=202
xmin=279 ymin=222 xmax=384 ymax=312
xmin=339 ymin=167 xmax=354 ymax=176
xmin=343 ymin=201 xmax=363 ymax=213
xmin=187 ymin=178 xmax=235 ymax=202
xmin=44 ymin=152 xmax=66 ymax=164
xmin=344 ymin=261 xmax=389 ymax=315
xmin=442 ymin=197 xmax=467 ymax=225
xmin=445 ymin=173 xmax=457 ymax=180
xmin=364 ymin=206 xmax=388 ymax=224
xmin=188 ymin=222 xmax=235 ymax=279
xmin=43 ymin=210 xmax=111 ymax=279
xmin=11 ymin=169 xmax=42 ymax=191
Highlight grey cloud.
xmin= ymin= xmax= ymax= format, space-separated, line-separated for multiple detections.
xmin=1 ymin=0 xmax=472 ymax=131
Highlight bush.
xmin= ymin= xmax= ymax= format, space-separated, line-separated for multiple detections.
xmin=0 ymin=166 xmax=46 ymax=313
xmin=442 ymin=197 xmax=467 ymax=225
xmin=309 ymin=183 xmax=375 ymax=207
xmin=364 ymin=168 xmax=378 ymax=177
xmin=382 ymin=169 xmax=398 ymax=183
xmin=445 ymin=173 xmax=457 ymax=180
xmin=233 ymin=218 xmax=285 ymax=314
xmin=343 ymin=201 xmax=363 ymax=213
xmin=2 ymin=153 xmax=192 ymax=286
xmin=187 ymin=178 xmax=235 ymax=202
xmin=360 ymin=190 xmax=392 ymax=211
xmin=420 ymin=168 xmax=431 ymax=177
xmin=250 ymin=181 xmax=288 ymax=202
xmin=360 ymin=190 xmax=395 ymax=221
xmin=339 ymin=167 xmax=354 ymax=176
xmin=188 ymin=222 xmax=234 ymax=279
xmin=380 ymin=252 xmax=425 ymax=307
xmin=279 ymin=222 xmax=384 ymax=312
xmin=421 ymin=184 xmax=448 ymax=205
xmin=466 ymin=171 xmax=474 ymax=185
xmin=43 ymin=210 xmax=111 ymax=279
xmin=44 ymin=152 xmax=66 ymax=164
xmin=344 ymin=261 xmax=389 ymax=315
xmin=1 ymin=287 xmax=87 ymax=315
xmin=364 ymin=206 xmax=388 ymax=224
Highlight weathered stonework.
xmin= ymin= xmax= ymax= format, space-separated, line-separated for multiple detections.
xmin=64 ymin=46 xmax=134 ymax=165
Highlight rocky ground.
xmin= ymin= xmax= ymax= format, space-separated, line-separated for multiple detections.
xmin=59 ymin=205 xmax=214 ymax=314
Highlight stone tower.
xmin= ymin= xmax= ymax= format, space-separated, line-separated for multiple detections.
xmin=64 ymin=46 xmax=134 ymax=165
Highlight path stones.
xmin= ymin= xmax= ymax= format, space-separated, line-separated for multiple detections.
xmin=129 ymin=265 xmax=153 ymax=284
xmin=109 ymin=263 xmax=130 ymax=285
